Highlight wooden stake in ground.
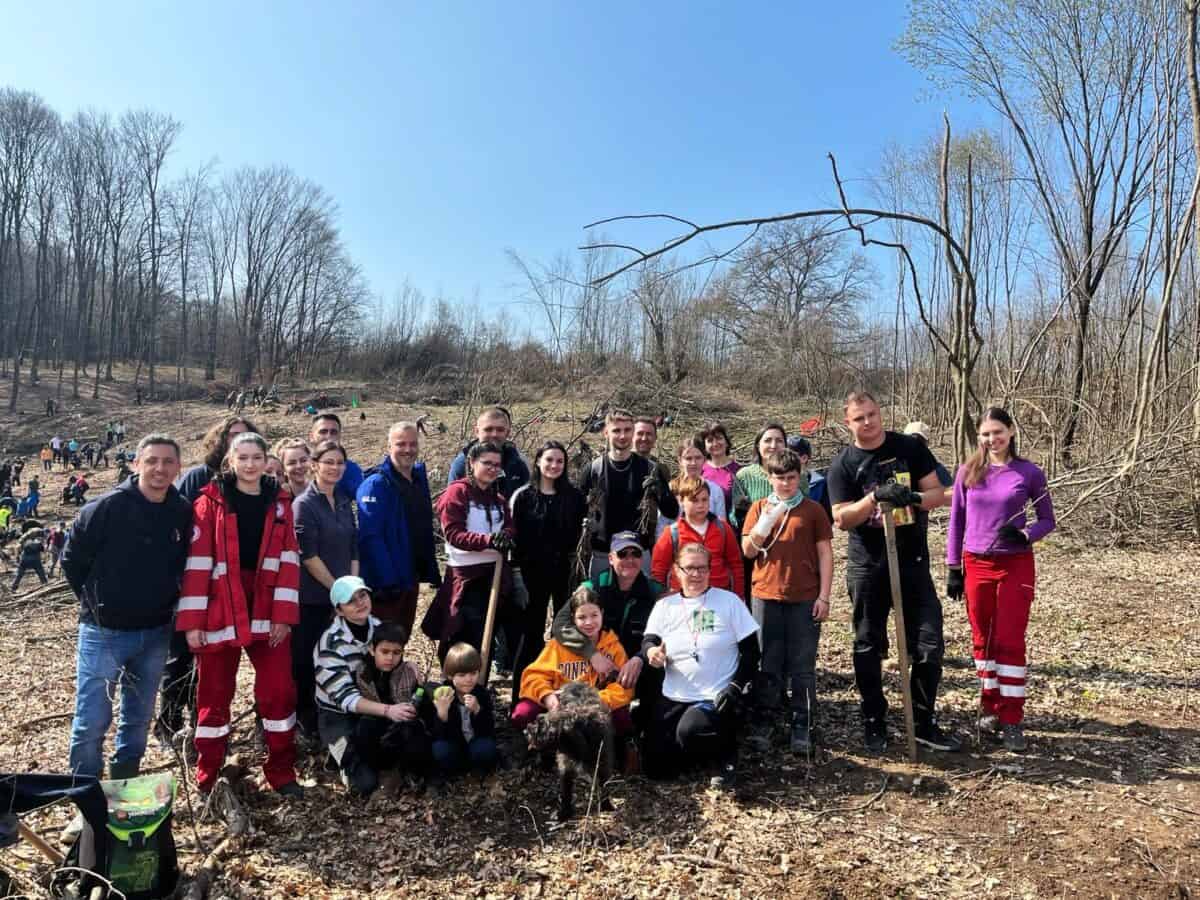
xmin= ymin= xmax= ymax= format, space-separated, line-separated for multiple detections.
xmin=478 ymin=555 xmax=504 ymax=683
xmin=880 ymin=503 xmax=918 ymax=761
xmin=16 ymin=819 xmax=64 ymax=865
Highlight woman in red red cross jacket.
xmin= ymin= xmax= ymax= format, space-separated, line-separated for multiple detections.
xmin=176 ymin=432 xmax=304 ymax=799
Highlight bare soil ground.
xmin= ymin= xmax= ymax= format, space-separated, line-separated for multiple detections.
xmin=0 ymin=373 xmax=1196 ymax=898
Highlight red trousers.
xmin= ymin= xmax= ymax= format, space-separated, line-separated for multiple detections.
xmin=964 ymin=551 xmax=1035 ymax=725
xmin=193 ymin=574 xmax=297 ymax=791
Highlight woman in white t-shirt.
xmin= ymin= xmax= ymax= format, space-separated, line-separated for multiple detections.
xmin=642 ymin=543 xmax=759 ymax=790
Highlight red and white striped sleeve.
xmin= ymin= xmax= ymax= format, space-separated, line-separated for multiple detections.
xmin=176 ymin=496 xmax=216 ymax=632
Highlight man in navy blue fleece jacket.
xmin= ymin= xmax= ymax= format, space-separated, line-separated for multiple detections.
xmin=62 ymin=434 xmax=193 ymax=780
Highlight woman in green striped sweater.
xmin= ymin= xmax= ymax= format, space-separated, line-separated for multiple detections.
xmin=731 ymin=423 xmax=790 ymax=526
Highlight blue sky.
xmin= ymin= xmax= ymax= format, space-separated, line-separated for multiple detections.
xmin=0 ymin=2 xmax=985 ymax=326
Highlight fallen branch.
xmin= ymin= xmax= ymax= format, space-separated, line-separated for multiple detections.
xmin=180 ymin=836 xmax=235 ymax=900
xmin=799 ymin=774 xmax=890 ymax=823
xmin=660 ymin=852 xmax=772 ymax=878
xmin=16 ymin=711 xmax=71 ymax=732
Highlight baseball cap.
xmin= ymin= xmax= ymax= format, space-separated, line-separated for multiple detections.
xmin=330 ymin=575 xmax=372 ymax=608
xmin=786 ymin=436 xmax=812 ymax=457
xmin=903 ymin=421 xmax=931 ymax=441
xmin=609 ymin=531 xmax=641 ymax=554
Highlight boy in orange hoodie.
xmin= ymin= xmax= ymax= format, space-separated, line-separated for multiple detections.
xmin=512 ymin=586 xmax=635 ymax=736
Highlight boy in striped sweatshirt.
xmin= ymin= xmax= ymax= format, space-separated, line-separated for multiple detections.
xmin=315 ymin=576 xmax=429 ymax=796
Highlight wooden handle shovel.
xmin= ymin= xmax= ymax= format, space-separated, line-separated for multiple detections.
xmin=478 ymin=554 xmax=504 ymax=684
xmin=881 ymin=503 xmax=918 ymax=762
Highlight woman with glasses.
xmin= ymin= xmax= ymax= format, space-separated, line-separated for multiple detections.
xmin=423 ymin=441 xmax=516 ymax=661
xmin=642 ymin=543 xmax=759 ymax=790
xmin=291 ymin=440 xmax=358 ymax=741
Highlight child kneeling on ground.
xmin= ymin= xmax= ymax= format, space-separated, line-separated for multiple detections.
xmin=513 ymin=587 xmax=635 ymax=739
xmin=315 ymin=576 xmax=431 ymax=796
xmin=425 ymin=642 xmax=499 ymax=781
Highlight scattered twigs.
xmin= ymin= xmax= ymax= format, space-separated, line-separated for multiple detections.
xmin=16 ymin=711 xmax=71 ymax=732
xmin=798 ymin=775 xmax=890 ymax=824
xmin=950 ymin=766 xmax=999 ymax=809
xmin=660 ymin=852 xmax=771 ymax=878
xmin=518 ymin=804 xmax=545 ymax=852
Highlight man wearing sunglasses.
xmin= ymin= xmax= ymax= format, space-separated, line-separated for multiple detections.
xmin=551 ymin=531 xmax=663 ymax=740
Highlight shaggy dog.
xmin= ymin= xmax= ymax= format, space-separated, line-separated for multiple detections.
xmin=525 ymin=681 xmax=615 ymax=821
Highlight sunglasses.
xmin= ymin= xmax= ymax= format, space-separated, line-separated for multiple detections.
xmin=615 ymin=548 xmax=643 ymax=559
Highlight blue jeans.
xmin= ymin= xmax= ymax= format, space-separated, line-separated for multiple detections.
xmin=68 ymin=622 xmax=172 ymax=779
xmin=431 ymin=737 xmax=498 ymax=776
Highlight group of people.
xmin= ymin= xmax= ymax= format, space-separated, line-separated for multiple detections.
xmin=58 ymin=392 xmax=1054 ymax=820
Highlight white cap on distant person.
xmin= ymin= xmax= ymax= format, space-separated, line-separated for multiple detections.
xmin=903 ymin=421 xmax=930 ymax=442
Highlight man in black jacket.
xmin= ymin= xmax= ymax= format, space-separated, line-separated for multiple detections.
xmin=577 ymin=410 xmax=678 ymax=579
xmin=63 ymin=434 xmax=193 ymax=780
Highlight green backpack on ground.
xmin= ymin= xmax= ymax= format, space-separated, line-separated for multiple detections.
xmin=59 ymin=773 xmax=179 ymax=900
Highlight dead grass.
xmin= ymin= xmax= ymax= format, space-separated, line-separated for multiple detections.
xmin=0 ymin=377 xmax=1196 ymax=898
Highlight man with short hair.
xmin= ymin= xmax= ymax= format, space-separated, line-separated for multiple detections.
xmin=633 ymin=417 xmax=659 ymax=459
xmin=578 ymin=410 xmax=678 ymax=579
xmin=356 ymin=422 xmax=440 ymax=632
xmin=311 ymin=413 xmax=364 ymax=497
xmin=446 ymin=407 xmax=530 ymax=493
xmin=62 ymin=434 xmax=194 ymax=781
xmin=827 ymin=391 xmax=961 ymax=754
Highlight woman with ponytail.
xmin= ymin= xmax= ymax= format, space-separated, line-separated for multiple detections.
xmin=946 ymin=408 xmax=1055 ymax=752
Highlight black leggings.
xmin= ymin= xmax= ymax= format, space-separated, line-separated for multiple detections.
xmin=644 ymin=697 xmax=739 ymax=778
xmin=509 ymin=564 xmax=570 ymax=692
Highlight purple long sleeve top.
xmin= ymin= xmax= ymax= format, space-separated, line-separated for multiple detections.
xmin=946 ymin=458 xmax=1055 ymax=567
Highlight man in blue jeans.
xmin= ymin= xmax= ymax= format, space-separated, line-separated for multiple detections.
xmin=62 ymin=434 xmax=193 ymax=782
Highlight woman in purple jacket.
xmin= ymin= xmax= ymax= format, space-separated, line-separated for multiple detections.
xmin=946 ymin=407 xmax=1055 ymax=752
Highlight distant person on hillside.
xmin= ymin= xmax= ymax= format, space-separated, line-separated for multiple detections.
xmin=310 ymin=414 xmax=363 ymax=498
xmin=46 ymin=398 xmax=55 ymax=417
xmin=11 ymin=524 xmax=48 ymax=591
xmin=47 ymin=520 xmax=66 ymax=577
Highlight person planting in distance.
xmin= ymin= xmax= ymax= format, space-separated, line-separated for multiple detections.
xmin=945 ymin=407 xmax=1055 ymax=752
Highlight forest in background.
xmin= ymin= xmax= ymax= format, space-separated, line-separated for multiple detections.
xmin=3 ymin=0 xmax=1200 ymax=540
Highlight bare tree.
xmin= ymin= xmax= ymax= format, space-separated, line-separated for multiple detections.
xmin=122 ymin=108 xmax=180 ymax=397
